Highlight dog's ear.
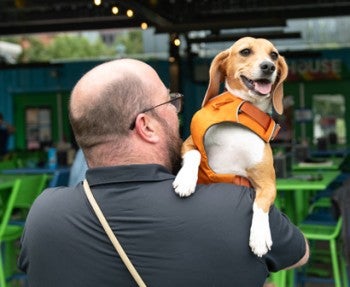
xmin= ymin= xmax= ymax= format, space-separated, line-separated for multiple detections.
xmin=202 ymin=49 xmax=229 ymax=107
xmin=272 ymin=55 xmax=288 ymax=115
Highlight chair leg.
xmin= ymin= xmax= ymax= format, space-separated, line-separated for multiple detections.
xmin=280 ymin=270 xmax=287 ymax=287
xmin=330 ymin=239 xmax=341 ymax=287
xmin=340 ymin=252 xmax=349 ymax=287
xmin=0 ymin=250 xmax=6 ymax=287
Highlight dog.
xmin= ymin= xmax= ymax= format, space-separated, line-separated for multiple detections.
xmin=173 ymin=37 xmax=288 ymax=257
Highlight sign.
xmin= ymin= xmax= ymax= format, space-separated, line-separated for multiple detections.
xmin=288 ymin=58 xmax=342 ymax=81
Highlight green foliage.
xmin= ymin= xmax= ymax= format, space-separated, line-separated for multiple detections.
xmin=314 ymin=98 xmax=343 ymax=116
xmin=46 ymin=35 xmax=114 ymax=60
xmin=19 ymin=37 xmax=49 ymax=62
xmin=1 ymin=30 xmax=144 ymax=63
xmin=114 ymin=30 xmax=144 ymax=55
xmin=19 ymin=34 xmax=114 ymax=62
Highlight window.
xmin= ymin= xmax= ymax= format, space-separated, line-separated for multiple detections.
xmin=26 ymin=108 xmax=52 ymax=150
xmin=313 ymin=94 xmax=346 ymax=148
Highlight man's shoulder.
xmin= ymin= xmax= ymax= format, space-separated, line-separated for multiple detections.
xmin=195 ymin=182 xmax=254 ymax=197
xmin=186 ymin=183 xmax=255 ymax=210
xmin=32 ymin=186 xmax=81 ymax=212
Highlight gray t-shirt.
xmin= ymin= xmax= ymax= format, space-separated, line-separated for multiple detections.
xmin=19 ymin=164 xmax=306 ymax=287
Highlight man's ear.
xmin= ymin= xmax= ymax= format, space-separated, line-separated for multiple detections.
xmin=134 ymin=113 xmax=160 ymax=143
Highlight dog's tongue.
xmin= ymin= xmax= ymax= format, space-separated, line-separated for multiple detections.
xmin=254 ymin=81 xmax=272 ymax=95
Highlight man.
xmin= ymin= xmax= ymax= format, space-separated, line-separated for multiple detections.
xmin=19 ymin=59 xmax=308 ymax=287
xmin=0 ymin=113 xmax=15 ymax=157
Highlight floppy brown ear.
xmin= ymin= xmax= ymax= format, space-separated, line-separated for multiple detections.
xmin=272 ymin=55 xmax=288 ymax=115
xmin=202 ymin=49 xmax=229 ymax=106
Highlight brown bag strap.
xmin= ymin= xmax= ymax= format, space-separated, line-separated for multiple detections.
xmin=83 ymin=179 xmax=147 ymax=287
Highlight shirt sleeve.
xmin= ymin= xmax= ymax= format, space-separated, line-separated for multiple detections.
xmin=264 ymin=205 xmax=307 ymax=272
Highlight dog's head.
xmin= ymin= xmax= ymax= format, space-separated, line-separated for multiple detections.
xmin=202 ymin=37 xmax=288 ymax=115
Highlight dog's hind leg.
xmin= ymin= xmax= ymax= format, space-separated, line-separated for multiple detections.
xmin=246 ymin=143 xmax=276 ymax=257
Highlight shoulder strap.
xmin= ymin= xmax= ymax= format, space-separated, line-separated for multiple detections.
xmin=83 ymin=179 xmax=147 ymax=287
xmin=239 ymin=101 xmax=280 ymax=141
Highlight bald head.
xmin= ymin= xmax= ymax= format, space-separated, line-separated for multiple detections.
xmin=70 ymin=59 xmax=164 ymax=119
xmin=69 ymin=58 xmax=167 ymax=159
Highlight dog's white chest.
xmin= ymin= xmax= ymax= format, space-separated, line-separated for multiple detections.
xmin=204 ymin=122 xmax=265 ymax=177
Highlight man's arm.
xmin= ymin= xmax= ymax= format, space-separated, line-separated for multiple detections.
xmin=3 ymin=121 xmax=15 ymax=134
xmin=284 ymin=237 xmax=309 ymax=270
xmin=267 ymin=206 xmax=310 ymax=272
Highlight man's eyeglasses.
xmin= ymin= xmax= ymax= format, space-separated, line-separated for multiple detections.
xmin=129 ymin=92 xmax=184 ymax=130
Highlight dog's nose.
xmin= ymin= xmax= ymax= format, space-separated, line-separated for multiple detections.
xmin=260 ymin=61 xmax=276 ymax=75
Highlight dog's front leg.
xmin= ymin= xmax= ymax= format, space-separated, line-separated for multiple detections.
xmin=246 ymin=143 xmax=276 ymax=257
xmin=173 ymin=136 xmax=201 ymax=197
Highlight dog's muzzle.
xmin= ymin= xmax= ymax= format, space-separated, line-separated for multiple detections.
xmin=241 ymin=75 xmax=273 ymax=96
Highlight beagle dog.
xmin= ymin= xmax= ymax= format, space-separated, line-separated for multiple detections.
xmin=173 ymin=37 xmax=288 ymax=257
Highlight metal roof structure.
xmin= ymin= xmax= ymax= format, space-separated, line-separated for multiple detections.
xmin=1 ymin=0 xmax=350 ymax=38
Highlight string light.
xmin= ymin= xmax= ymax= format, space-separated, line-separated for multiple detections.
xmin=94 ymin=0 xmax=101 ymax=6
xmin=126 ymin=9 xmax=134 ymax=17
xmin=112 ymin=6 xmax=119 ymax=14
xmin=174 ymin=38 xmax=181 ymax=46
xmin=141 ymin=22 xmax=148 ymax=30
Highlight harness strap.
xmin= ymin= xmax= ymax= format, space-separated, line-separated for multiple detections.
xmin=239 ymin=100 xmax=280 ymax=142
xmin=233 ymin=175 xmax=252 ymax=188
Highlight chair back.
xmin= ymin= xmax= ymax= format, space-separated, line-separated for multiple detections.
xmin=0 ymin=179 xmax=21 ymax=238
xmin=0 ymin=175 xmax=47 ymax=286
xmin=13 ymin=174 xmax=48 ymax=209
xmin=0 ymin=160 xmax=17 ymax=171
xmin=0 ymin=174 xmax=48 ymax=234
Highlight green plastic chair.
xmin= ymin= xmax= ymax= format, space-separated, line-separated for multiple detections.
xmin=0 ymin=174 xmax=48 ymax=287
xmin=298 ymin=216 xmax=348 ymax=287
xmin=267 ymin=269 xmax=287 ymax=287
xmin=0 ymin=160 xmax=17 ymax=171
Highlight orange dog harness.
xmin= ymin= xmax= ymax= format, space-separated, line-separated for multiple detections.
xmin=191 ymin=91 xmax=280 ymax=187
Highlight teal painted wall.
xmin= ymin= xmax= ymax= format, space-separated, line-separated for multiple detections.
xmin=0 ymin=60 xmax=169 ymax=150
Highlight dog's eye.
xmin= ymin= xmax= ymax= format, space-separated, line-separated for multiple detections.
xmin=270 ymin=52 xmax=278 ymax=61
xmin=240 ymin=48 xmax=251 ymax=57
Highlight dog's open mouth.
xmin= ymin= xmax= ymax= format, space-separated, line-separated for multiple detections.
xmin=241 ymin=76 xmax=273 ymax=96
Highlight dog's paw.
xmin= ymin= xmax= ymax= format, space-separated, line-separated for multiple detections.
xmin=173 ymin=170 xmax=197 ymax=197
xmin=249 ymin=203 xmax=272 ymax=257
xmin=173 ymin=150 xmax=201 ymax=197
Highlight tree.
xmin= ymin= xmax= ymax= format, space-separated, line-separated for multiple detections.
xmin=114 ymin=30 xmax=143 ymax=55
xmin=1 ymin=30 xmax=144 ymax=63
xmin=3 ymin=34 xmax=114 ymax=63
xmin=46 ymin=35 xmax=114 ymax=60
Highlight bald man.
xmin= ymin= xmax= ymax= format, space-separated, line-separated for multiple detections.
xmin=19 ymin=59 xmax=308 ymax=287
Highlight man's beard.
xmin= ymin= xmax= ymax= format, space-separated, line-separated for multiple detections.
xmin=157 ymin=115 xmax=183 ymax=174
xmin=166 ymin=130 xmax=183 ymax=174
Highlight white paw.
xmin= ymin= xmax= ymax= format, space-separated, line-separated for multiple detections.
xmin=173 ymin=150 xmax=201 ymax=197
xmin=249 ymin=203 xmax=272 ymax=257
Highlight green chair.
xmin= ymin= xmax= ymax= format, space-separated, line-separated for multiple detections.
xmin=0 ymin=174 xmax=48 ymax=287
xmin=298 ymin=216 xmax=348 ymax=287
xmin=267 ymin=270 xmax=287 ymax=287
xmin=0 ymin=160 xmax=17 ymax=171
